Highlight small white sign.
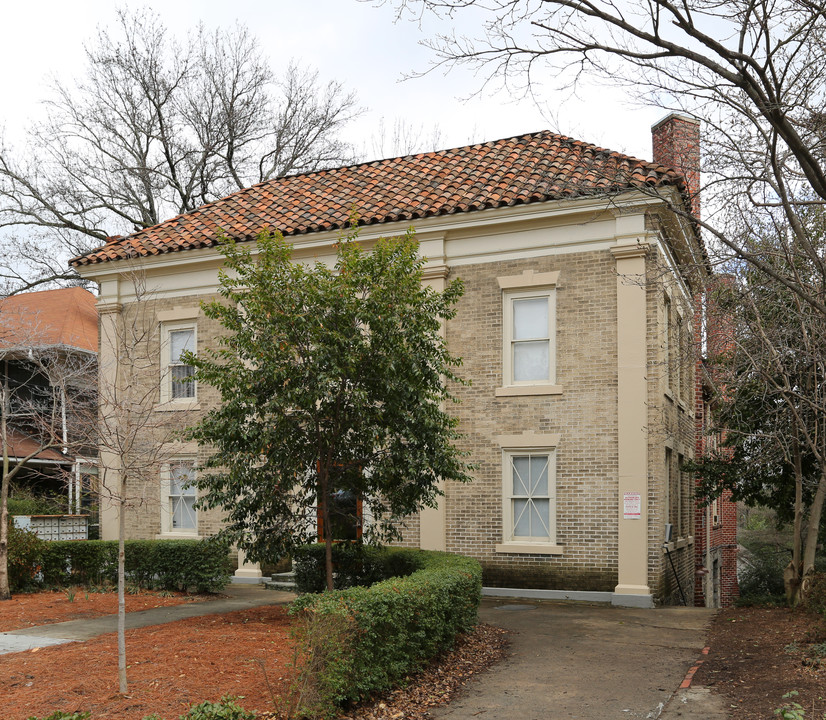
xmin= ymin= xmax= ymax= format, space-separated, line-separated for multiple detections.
xmin=623 ymin=492 xmax=641 ymax=519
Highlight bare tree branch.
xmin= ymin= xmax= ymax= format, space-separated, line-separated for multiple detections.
xmin=0 ymin=8 xmax=360 ymax=294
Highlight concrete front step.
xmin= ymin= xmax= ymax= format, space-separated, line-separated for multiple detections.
xmin=264 ymin=571 xmax=296 ymax=592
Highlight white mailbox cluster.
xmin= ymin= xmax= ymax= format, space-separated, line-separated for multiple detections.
xmin=13 ymin=515 xmax=89 ymax=541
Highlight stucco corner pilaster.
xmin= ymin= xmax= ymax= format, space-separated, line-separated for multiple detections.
xmin=613 ymin=240 xmax=651 ymax=597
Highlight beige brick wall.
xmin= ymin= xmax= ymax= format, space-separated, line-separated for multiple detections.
xmin=644 ymin=249 xmax=697 ymax=603
xmin=110 ymin=294 xmax=226 ymax=541
xmin=442 ymin=250 xmax=620 ymax=591
xmin=108 ymin=238 xmax=697 ymax=604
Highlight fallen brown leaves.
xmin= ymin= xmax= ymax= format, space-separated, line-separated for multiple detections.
xmin=694 ymin=606 xmax=826 ymax=720
xmin=340 ymin=623 xmax=509 ymax=720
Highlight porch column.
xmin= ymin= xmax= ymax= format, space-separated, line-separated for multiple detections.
xmin=611 ymin=243 xmax=652 ymax=606
xmin=233 ymin=548 xmax=264 ymax=583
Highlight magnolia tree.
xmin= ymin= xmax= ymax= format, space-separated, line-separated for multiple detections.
xmin=186 ymin=229 xmax=472 ymax=591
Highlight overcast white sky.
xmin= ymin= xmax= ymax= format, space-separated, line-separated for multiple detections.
xmin=0 ymin=0 xmax=667 ymax=164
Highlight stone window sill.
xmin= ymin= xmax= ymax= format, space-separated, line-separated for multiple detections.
xmin=495 ymin=385 xmax=564 ymax=397
xmin=154 ymin=401 xmax=201 ymax=413
xmin=495 ymin=543 xmax=564 ymax=556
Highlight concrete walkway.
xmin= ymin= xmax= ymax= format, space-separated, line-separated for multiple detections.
xmin=0 ymin=585 xmax=294 ymax=655
xmin=430 ymin=597 xmax=728 ymax=720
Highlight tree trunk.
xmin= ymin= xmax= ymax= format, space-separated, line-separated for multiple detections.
xmin=117 ymin=492 xmax=127 ymax=693
xmin=1 ymin=376 xmax=11 ymax=601
xmin=785 ymin=442 xmax=804 ymax=606
xmin=801 ymin=469 xmax=826 ymax=600
xmin=319 ymin=465 xmax=334 ymax=592
xmin=0 ymin=444 xmax=10 ymax=601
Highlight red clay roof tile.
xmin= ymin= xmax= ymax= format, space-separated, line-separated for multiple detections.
xmin=70 ymin=130 xmax=686 ymax=267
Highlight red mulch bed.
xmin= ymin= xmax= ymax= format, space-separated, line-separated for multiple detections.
xmin=1 ymin=605 xmax=294 ymax=720
xmin=1 ymin=602 xmax=509 ymax=720
xmin=694 ymin=605 xmax=826 ymax=720
xmin=0 ymin=589 xmax=214 ymax=632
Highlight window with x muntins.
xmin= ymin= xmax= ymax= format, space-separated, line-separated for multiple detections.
xmin=510 ymin=453 xmax=552 ymax=542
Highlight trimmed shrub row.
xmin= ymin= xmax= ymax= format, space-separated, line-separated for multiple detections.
xmin=8 ymin=530 xmax=231 ymax=593
xmin=289 ymin=547 xmax=482 ymax=718
xmin=293 ymin=541 xmax=419 ymax=593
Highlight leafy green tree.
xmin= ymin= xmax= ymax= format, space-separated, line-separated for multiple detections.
xmin=688 ymin=242 xmax=826 ymax=604
xmin=187 ymin=229 xmax=472 ymax=590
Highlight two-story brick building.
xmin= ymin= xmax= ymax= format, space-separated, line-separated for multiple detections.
xmin=72 ymin=114 xmax=706 ymax=607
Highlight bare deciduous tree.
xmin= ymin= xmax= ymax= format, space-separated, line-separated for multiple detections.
xmin=365 ymin=117 xmax=446 ymax=159
xmin=95 ymin=269 xmax=196 ymax=693
xmin=0 ymin=8 xmax=359 ymax=295
xmin=386 ymin=0 xmax=826 ymax=594
xmin=389 ymin=0 xmax=826 ymax=314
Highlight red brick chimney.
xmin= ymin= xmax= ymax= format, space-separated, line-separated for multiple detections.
xmin=651 ymin=113 xmax=701 ymax=218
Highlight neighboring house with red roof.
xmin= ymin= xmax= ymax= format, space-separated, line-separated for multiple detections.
xmin=72 ymin=116 xmax=707 ymax=607
xmin=0 ymin=287 xmax=98 ymax=516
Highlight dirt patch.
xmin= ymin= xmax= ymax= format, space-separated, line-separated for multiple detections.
xmin=694 ymin=606 xmax=826 ymax=720
xmin=0 ymin=589 xmax=215 ymax=632
xmin=0 ymin=605 xmax=294 ymax=719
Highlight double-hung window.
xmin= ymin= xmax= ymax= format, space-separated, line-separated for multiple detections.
xmin=496 ymin=270 xmax=560 ymax=396
xmin=161 ymin=460 xmax=198 ymax=535
xmin=160 ymin=322 xmax=196 ymax=403
xmin=511 ymin=295 xmax=552 ymax=382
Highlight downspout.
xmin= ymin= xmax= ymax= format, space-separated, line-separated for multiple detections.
xmin=705 ymin=502 xmax=712 ymax=606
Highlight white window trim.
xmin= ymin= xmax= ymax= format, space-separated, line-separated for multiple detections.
xmin=495 ymin=433 xmax=563 ymax=555
xmin=159 ymin=320 xmax=198 ymax=406
xmin=158 ymin=458 xmax=200 ymax=537
xmin=496 ymin=270 xmax=561 ymax=396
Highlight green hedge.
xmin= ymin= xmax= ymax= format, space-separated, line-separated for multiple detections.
xmin=10 ymin=536 xmax=231 ymax=593
xmin=289 ymin=548 xmax=481 ymax=717
xmin=8 ymin=524 xmax=45 ymax=593
xmin=293 ymin=542 xmax=419 ymax=592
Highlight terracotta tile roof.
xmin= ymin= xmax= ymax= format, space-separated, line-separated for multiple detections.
xmin=70 ymin=130 xmax=687 ymax=267
xmin=0 ymin=287 xmax=98 ymax=353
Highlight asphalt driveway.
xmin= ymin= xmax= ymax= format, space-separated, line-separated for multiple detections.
xmin=431 ymin=597 xmax=723 ymax=720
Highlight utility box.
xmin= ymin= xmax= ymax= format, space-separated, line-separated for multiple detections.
xmin=13 ymin=515 xmax=90 ymax=541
